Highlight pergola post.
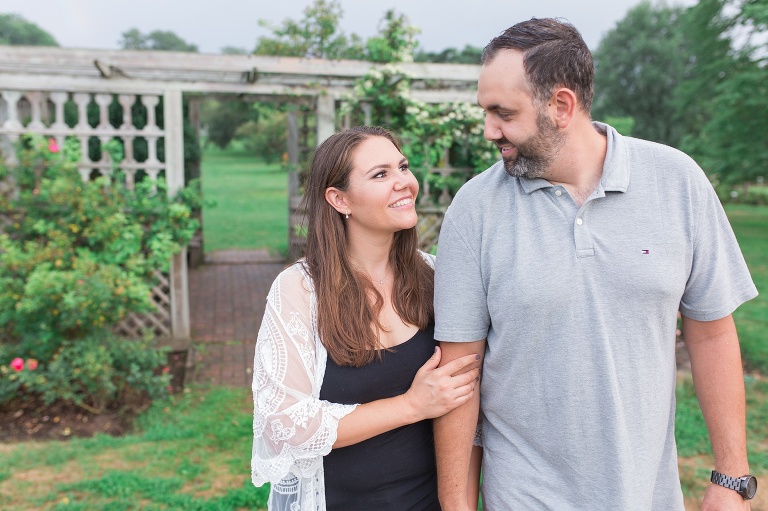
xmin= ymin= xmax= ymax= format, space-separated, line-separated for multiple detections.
xmin=316 ymin=93 xmax=335 ymax=145
xmin=163 ymin=88 xmax=191 ymax=341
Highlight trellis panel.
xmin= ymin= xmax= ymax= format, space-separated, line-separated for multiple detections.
xmin=0 ymin=85 xmax=188 ymax=340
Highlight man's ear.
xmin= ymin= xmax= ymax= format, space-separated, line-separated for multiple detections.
xmin=551 ymin=87 xmax=577 ymax=128
xmin=325 ymin=187 xmax=349 ymax=215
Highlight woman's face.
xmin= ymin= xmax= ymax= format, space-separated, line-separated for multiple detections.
xmin=334 ymin=136 xmax=419 ymax=236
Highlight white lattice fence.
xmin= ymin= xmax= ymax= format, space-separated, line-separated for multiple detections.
xmin=0 ymin=86 xmax=188 ymax=340
xmin=115 ymin=271 xmax=172 ymax=338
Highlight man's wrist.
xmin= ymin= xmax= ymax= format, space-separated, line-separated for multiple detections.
xmin=710 ymin=469 xmax=758 ymax=500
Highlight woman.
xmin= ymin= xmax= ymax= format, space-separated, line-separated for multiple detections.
xmin=251 ymin=126 xmax=481 ymax=510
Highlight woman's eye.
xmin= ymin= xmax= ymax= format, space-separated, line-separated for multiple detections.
xmin=400 ymin=164 xmax=410 ymax=172
xmin=373 ymin=171 xmax=386 ymax=178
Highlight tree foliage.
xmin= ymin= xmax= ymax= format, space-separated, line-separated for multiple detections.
xmin=119 ymin=28 xmax=198 ymax=52
xmin=254 ymin=0 xmax=364 ymax=59
xmin=0 ymin=13 xmax=58 ymax=46
xmin=683 ymin=0 xmax=768 ymax=184
xmin=594 ymin=0 xmax=768 ymax=184
xmin=415 ymin=45 xmax=483 ymax=64
xmin=593 ymin=1 xmax=687 ymax=146
xmin=365 ymin=9 xmax=420 ymax=63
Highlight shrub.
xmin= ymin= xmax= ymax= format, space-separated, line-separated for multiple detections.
xmin=0 ymin=135 xmax=200 ymax=412
xmin=0 ymin=333 xmax=170 ymax=413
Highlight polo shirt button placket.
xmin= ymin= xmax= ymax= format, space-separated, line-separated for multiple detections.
xmin=574 ymin=211 xmax=594 ymax=257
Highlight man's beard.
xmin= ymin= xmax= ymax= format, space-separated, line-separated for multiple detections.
xmin=501 ymin=111 xmax=566 ymax=179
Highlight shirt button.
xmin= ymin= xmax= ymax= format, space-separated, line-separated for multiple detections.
xmin=555 ymin=190 xmax=563 ymax=197
xmin=576 ymin=218 xmax=583 ymax=225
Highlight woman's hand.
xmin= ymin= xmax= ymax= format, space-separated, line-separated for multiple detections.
xmin=403 ymin=346 xmax=481 ymax=421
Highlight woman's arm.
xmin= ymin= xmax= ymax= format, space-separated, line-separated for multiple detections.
xmin=333 ymin=346 xmax=480 ymax=448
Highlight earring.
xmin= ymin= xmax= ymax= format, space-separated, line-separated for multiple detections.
xmin=345 ymin=211 xmax=350 ymax=219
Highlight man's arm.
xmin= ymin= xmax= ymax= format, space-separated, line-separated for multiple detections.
xmin=682 ymin=314 xmax=751 ymax=511
xmin=434 ymin=339 xmax=485 ymax=511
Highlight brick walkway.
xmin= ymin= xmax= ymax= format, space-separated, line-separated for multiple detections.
xmin=187 ymin=257 xmax=285 ymax=387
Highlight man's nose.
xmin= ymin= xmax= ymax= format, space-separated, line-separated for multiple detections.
xmin=484 ymin=115 xmax=501 ymax=141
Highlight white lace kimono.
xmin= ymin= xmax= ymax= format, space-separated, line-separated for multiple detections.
xmin=252 ymin=254 xmax=457 ymax=510
xmin=251 ymin=262 xmax=357 ymax=511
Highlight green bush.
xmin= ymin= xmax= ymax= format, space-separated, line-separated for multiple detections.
xmin=0 ymin=334 xmax=170 ymax=413
xmin=0 ymin=135 xmax=200 ymax=412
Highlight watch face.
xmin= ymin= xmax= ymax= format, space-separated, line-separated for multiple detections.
xmin=745 ymin=476 xmax=758 ymax=499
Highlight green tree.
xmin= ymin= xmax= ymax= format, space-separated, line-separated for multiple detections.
xmin=221 ymin=46 xmax=248 ymax=55
xmin=254 ymin=0 xmax=364 ymax=59
xmin=675 ymin=0 xmax=736 ymax=141
xmin=119 ymin=28 xmax=198 ymax=52
xmin=593 ymin=1 xmax=687 ymax=146
xmin=0 ymin=13 xmax=58 ymax=46
xmin=415 ymin=44 xmax=483 ymax=64
xmin=365 ymin=9 xmax=420 ymax=63
xmin=681 ymin=0 xmax=768 ymax=183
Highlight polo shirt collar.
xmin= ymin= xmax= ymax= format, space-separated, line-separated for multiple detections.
xmin=518 ymin=121 xmax=630 ymax=195
xmin=597 ymin=122 xmax=630 ymax=193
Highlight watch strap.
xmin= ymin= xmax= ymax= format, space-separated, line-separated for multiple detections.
xmin=710 ymin=470 xmax=742 ymax=492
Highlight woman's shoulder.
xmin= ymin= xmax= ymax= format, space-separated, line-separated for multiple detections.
xmin=417 ymin=250 xmax=436 ymax=268
xmin=270 ymin=260 xmax=314 ymax=297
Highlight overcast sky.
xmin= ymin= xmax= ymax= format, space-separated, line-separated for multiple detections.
xmin=4 ymin=0 xmax=696 ymax=54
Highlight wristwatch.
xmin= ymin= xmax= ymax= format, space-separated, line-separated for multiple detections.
xmin=710 ymin=470 xmax=758 ymax=500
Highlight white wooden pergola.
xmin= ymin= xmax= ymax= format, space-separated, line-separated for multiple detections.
xmin=0 ymin=46 xmax=480 ymax=342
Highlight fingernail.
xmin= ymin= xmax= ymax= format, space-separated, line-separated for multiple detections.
xmin=434 ymin=346 xmax=439 ymax=353
xmin=475 ymin=354 xmax=481 ymax=360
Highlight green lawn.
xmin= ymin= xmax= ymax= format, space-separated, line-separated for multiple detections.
xmin=0 ymin=386 xmax=268 ymax=511
xmin=727 ymin=205 xmax=768 ymax=373
xmin=201 ymin=145 xmax=289 ymax=256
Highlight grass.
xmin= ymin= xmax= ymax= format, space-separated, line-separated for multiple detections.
xmin=0 ymin=386 xmax=268 ymax=511
xmin=676 ymin=205 xmax=768 ymax=508
xmin=201 ymin=143 xmax=289 ymax=256
xmin=726 ymin=205 xmax=768 ymax=373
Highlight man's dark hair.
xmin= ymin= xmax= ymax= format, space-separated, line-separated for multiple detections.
xmin=482 ymin=18 xmax=594 ymax=113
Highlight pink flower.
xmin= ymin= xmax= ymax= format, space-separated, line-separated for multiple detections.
xmin=48 ymin=138 xmax=60 ymax=153
xmin=27 ymin=359 xmax=38 ymax=371
xmin=162 ymin=366 xmax=170 ymax=374
xmin=10 ymin=358 xmax=24 ymax=371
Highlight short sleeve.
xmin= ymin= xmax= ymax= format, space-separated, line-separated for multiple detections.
xmin=251 ymin=266 xmax=357 ymax=486
xmin=679 ymin=179 xmax=758 ymax=321
xmin=433 ymin=212 xmax=490 ymax=342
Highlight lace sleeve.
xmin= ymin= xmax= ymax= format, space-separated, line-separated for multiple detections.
xmin=251 ymin=266 xmax=357 ymax=486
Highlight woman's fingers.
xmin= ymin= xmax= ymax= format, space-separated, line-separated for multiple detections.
xmin=439 ymin=352 xmax=482 ymax=377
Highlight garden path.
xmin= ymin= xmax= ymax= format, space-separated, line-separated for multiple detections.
xmin=187 ymin=252 xmax=285 ymax=387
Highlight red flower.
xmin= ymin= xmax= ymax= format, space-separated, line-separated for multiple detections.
xmin=27 ymin=359 xmax=39 ymax=371
xmin=10 ymin=358 xmax=23 ymax=371
xmin=48 ymin=138 xmax=60 ymax=153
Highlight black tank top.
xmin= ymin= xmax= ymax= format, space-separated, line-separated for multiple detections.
xmin=319 ymin=324 xmax=441 ymax=511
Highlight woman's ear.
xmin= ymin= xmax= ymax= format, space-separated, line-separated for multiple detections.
xmin=325 ymin=187 xmax=348 ymax=215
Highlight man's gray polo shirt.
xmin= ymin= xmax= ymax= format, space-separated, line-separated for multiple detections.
xmin=434 ymin=123 xmax=758 ymax=510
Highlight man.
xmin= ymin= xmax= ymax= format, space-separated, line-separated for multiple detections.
xmin=433 ymin=18 xmax=759 ymax=511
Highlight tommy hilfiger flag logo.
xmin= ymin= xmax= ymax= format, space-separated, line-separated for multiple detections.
xmin=642 ymin=249 xmax=650 ymax=254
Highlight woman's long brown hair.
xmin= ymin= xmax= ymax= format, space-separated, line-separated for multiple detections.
xmin=300 ymin=126 xmax=434 ymax=367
